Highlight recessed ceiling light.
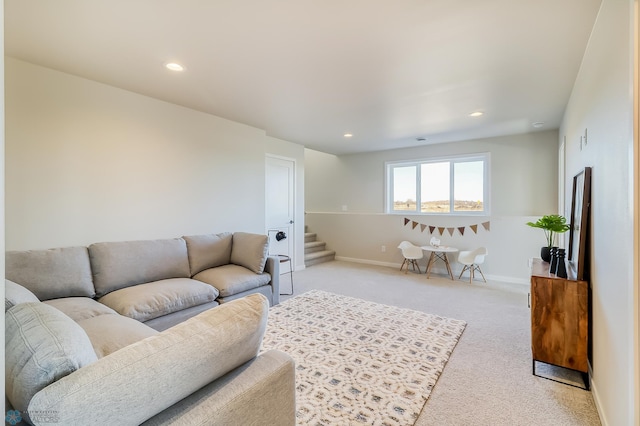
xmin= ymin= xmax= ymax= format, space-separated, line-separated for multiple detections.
xmin=343 ymin=133 xmax=353 ymax=138
xmin=469 ymin=111 xmax=484 ymax=117
xmin=532 ymin=121 xmax=545 ymax=128
xmin=165 ymin=62 xmax=185 ymax=72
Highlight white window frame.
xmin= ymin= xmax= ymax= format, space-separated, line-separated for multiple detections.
xmin=385 ymin=152 xmax=490 ymax=215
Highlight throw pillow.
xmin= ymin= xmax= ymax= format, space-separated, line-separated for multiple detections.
xmin=5 ymin=302 xmax=98 ymax=414
xmin=230 ymin=232 xmax=269 ymax=274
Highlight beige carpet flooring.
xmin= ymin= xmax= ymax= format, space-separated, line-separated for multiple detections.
xmin=280 ymin=260 xmax=601 ymax=426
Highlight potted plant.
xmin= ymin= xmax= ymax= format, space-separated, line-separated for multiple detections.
xmin=526 ymin=214 xmax=571 ymax=262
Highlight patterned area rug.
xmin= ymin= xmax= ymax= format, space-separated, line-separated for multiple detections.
xmin=261 ymin=290 xmax=467 ymax=425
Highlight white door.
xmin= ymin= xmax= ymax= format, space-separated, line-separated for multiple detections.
xmin=265 ymin=156 xmax=295 ymax=273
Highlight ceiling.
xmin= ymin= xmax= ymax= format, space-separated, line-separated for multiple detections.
xmin=4 ymin=0 xmax=601 ymax=155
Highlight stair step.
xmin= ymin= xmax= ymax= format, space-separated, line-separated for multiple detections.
xmin=305 ymin=241 xmax=326 ymax=254
xmin=305 ymin=250 xmax=336 ymax=267
xmin=304 ymin=233 xmax=317 ymax=243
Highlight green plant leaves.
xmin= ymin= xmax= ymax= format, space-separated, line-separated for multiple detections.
xmin=526 ymin=214 xmax=570 ymax=247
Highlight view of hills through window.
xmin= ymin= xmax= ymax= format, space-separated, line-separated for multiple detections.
xmin=391 ymin=159 xmax=485 ymax=213
xmin=392 ymin=199 xmax=484 ymax=212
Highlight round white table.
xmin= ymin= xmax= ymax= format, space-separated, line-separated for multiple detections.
xmin=420 ymin=245 xmax=459 ymax=280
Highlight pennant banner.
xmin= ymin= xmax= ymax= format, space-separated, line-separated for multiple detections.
xmin=403 ymin=218 xmax=491 ymax=236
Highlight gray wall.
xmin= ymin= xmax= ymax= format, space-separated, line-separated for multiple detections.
xmin=560 ymin=0 xmax=635 ymax=423
xmin=305 ymin=130 xmax=559 ymax=283
xmin=5 ymin=58 xmax=305 ymax=271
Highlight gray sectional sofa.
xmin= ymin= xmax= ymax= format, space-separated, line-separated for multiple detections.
xmin=4 ymin=232 xmax=295 ymax=425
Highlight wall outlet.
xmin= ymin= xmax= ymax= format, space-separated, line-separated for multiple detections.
xmin=381 ymin=245 xmax=386 ymax=252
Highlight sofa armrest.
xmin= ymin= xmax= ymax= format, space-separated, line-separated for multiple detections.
xmin=28 ymin=294 xmax=269 ymax=426
xmin=142 ymin=349 xmax=296 ymax=426
xmin=264 ymin=256 xmax=281 ymax=305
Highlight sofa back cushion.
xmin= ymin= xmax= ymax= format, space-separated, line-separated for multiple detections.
xmin=89 ymin=238 xmax=191 ymax=297
xmin=5 ymin=279 xmax=40 ymax=311
xmin=5 ymin=302 xmax=97 ymax=416
xmin=230 ymin=232 xmax=269 ymax=274
xmin=5 ymin=247 xmax=95 ymax=300
xmin=76 ymin=314 xmax=160 ymax=359
xmin=183 ymin=232 xmax=233 ymax=276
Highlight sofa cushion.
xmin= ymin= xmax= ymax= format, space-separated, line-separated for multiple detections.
xmin=183 ymin=232 xmax=233 ymax=276
xmin=89 ymin=238 xmax=191 ymax=297
xmin=98 ymin=278 xmax=219 ymax=322
xmin=6 ymin=246 xmax=95 ymax=300
xmin=43 ymin=297 xmax=158 ymax=358
xmin=230 ymin=232 xmax=269 ymax=274
xmin=28 ymin=294 xmax=270 ymax=426
xmin=194 ymin=264 xmax=271 ymax=297
xmin=5 ymin=302 xmax=97 ymax=415
xmin=44 ymin=297 xmax=118 ymax=321
xmin=143 ymin=301 xmax=220 ymax=332
xmin=5 ymin=279 xmax=40 ymax=311
xmin=77 ymin=315 xmax=160 ymax=358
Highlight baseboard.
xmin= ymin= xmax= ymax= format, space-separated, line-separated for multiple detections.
xmin=335 ymin=256 xmax=400 ymax=269
xmin=487 ymin=275 xmax=529 ymax=286
xmin=589 ymin=364 xmax=608 ymax=426
xmin=335 ymin=256 xmax=528 ymax=286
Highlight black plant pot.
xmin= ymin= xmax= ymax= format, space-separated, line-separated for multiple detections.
xmin=541 ymin=246 xmax=552 ymax=262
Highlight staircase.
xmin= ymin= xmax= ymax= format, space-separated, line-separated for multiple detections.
xmin=304 ymin=231 xmax=335 ymax=267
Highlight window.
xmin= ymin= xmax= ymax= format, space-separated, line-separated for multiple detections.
xmin=386 ymin=153 xmax=489 ymax=215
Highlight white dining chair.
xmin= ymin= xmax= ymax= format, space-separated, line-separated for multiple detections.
xmin=458 ymin=247 xmax=488 ymax=283
xmin=397 ymin=241 xmax=424 ymax=274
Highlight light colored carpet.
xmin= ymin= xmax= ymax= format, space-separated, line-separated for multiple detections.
xmin=280 ymin=261 xmax=601 ymax=426
xmin=262 ymin=290 xmax=466 ymax=425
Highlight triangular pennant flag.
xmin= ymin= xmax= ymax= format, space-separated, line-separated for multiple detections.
xmin=482 ymin=221 xmax=491 ymax=231
xmin=447 ymin=227 xmax=455 ymax=236
xmin=404 ymin=218 xmax=410 ymax=226
xmin=470 ymin=224 xmax=478 ymax=234
xmin=458 ymin=227 xmax=465 ymax=235
xmin=420 ymin=224 xmax=427 ymax=232
xmin=429 ymin=226 xmax=436 ymax=234
xmin=412 ymin=221 xmax=419 ymax=229
xmin=438 ymin=227 xmax=445 ymax=235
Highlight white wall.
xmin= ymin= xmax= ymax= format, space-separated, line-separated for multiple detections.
xmin=305 ymin=130 xmax=559 ymax=283
xmin=5 ymin=58 xmax=305 ymax=254
xmin=560 ymin=0 xmax=635 ymax=424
